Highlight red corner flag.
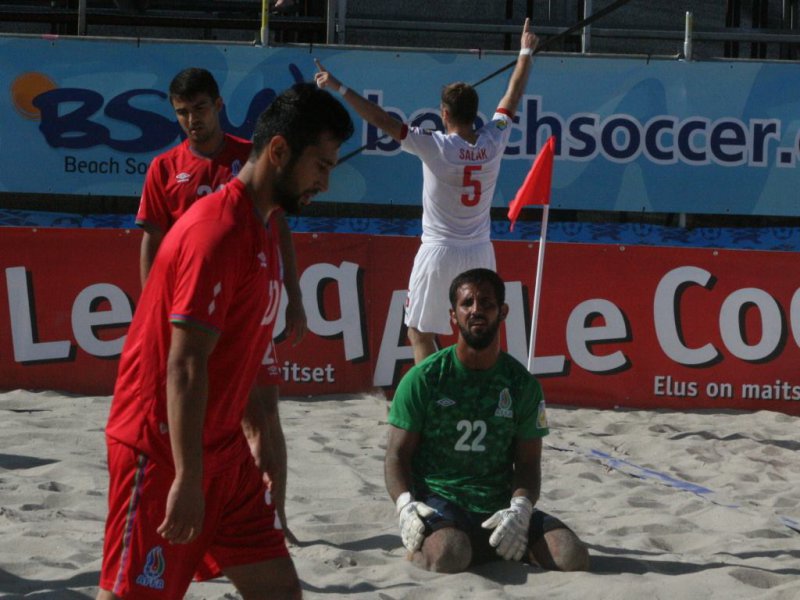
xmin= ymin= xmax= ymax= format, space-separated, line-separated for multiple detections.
xmin=508 ymin=136 xmax=556 ymax=231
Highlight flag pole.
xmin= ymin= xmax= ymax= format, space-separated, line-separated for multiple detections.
xmin=260 ymin=0 xmax=269 ymax=46
xmin=527 ymin=203 xmax=549 ymax=373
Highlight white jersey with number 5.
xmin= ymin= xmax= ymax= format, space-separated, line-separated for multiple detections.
xmin=400 ymin=109 xmax=513 ymax=245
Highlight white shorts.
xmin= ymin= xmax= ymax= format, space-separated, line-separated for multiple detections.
xmin=404 ymin=242 xmax=496 ymax=334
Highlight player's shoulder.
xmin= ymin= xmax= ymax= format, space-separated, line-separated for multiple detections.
xmin=151 ymin=139 xmax=188 ymax=163
xmin=400 ymin=346 xmax=451 ymax=386
xmin=143 ymin=141 xmax=186 ymax=182
xmin=498 ymin=351 xmax=537 ymax=380
xmin=484 ymin=110 xmax=513 ymax=133
xmin=225 ymin=133 xmax=252 ymax=147
xmin=223 ymin=133 xmax=253 ymax=157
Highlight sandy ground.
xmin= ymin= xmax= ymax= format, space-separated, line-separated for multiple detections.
xmin=0 ymin=389 xmax=798 ymax=599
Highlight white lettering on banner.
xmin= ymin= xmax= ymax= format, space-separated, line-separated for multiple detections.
xmin=7 ymin=267 xmax=132 ymax=362
xmin=653 ymin=375 xmax=699 ymax=397
xmin=741 ymin=380 xmax=800 ymax=401
xmin=719 ymin=288 xmax=782 ymax=361
xmin=566 ymin=299 xmax=629 ymax=373
xmin=373 ymin=290 xmax=414 ymax=387
xmin=793 ymin=289 xmax=800 ymax=347
xmin=371 ymin=273 xmax=800 ymax=385
xmin=653 ymin=375 xmax=800 ymax=402
xmin=71 ymin=283 xmax=132 ymax=357
xmin=654 ymin=266 xmax=720 ymax=366
xmin=281 ymin=361 xmax=336 ymax=383
xmin=6 ymin=266 xmax=72 ymax=362
xmin=6 ymin=259 xmax=800 ymax=387
xmin=373 ymin=281 xmax=573 ymax=385
xmin=500 ymin=281 xmax=566 ymax=375
xmin=654 ymin=266 xmax=800 ymax=366
xmin=299 ymin=261 xmax=365 ymax=361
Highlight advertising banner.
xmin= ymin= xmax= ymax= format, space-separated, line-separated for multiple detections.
xmin=2 ymin=227 xmax=799 ymax=414
xmin=1 ymin=36 xmax=799 ymax=216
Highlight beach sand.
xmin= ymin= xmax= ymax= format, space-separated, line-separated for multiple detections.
xmin=1 ymin=389 xmax=798 ymax=599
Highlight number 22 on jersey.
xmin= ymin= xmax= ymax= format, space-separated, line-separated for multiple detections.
xmin=461 ymin=165 xmax=483 ymax=207
xmin=455 ymin=419 xmax=487 ymax=452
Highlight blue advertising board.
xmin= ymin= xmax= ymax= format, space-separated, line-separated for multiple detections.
xmin=1 ymin=35 xmax=798 ymax=216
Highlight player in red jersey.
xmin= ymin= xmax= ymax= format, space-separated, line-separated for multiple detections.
xmin=97 ymin=83 xmax=354 ymax=600
xmin=136 ymin=67 xmax=304 ymax=540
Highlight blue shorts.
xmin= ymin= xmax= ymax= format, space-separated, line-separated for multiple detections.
xmin=419 ymin=493 xmax=568 ymax=565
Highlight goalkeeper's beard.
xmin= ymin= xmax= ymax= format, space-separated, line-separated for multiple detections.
xmin=458 ymin=317 xmax=502 ymax=350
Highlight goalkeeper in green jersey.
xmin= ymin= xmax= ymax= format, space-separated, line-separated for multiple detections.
xmin=385 ymin=268 xmax=589 ymax=573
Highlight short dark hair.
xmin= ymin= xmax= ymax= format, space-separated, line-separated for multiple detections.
xmin=449 ymin=268 xmax=505 ymax=308
xmin=251 ymin=83 xmax=354 ymax=160
xmin=441 ymin=82 xmax=479 ymax=126
xmin=168 ymin=67 xmax=220 ymax=103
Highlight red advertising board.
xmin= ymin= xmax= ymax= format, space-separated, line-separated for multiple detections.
xmin=1 ymin=227 xmax=799 ymax=414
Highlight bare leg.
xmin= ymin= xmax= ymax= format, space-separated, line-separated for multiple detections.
xmin=407 ymin=328 xmax=437 ymax=364
xmin=409 ymin=527 xmax=471 ymax=573
xmin=96 ymin=590 xmax=118 ymax=600
xmin=243 ymin=385 xmax=297 ymax=544
xmin=225 ymin=556 xmax=302 ymax=600
xmin=528 ymin=527 xmax=590 ymax=572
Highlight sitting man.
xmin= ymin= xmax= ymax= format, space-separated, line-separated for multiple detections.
xmin=384 ymin=268 xmax=590 ymax=573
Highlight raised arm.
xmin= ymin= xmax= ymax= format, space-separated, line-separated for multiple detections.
xmin=314 ymin=59 xmax=405 ymax=142
xmin=497 ymin=18 xmax=538 ymax=117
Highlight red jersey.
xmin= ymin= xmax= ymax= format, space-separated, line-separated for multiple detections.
xmin=107 ymin=178 xmax=282 ymax=474
xmin=136 ymin=134 xmax=251 ymax=233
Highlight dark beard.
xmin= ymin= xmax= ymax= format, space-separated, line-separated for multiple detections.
xmin=272 ymin=174 xmax=303 ymax=215
xmin=458 ymin=318 xmax=501 ymax=350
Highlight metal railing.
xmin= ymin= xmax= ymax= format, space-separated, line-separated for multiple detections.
xmin=1 ymin=0 xmax=799 ymax=59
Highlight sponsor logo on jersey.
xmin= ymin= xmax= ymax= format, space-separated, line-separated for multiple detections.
xmin=135 ymin=546 xmax=166 ymax=590
xmin=257 ymin=251 xmax=268 ymax=268
xmin=436 ymin=397 xmax=456 ymax=408
xmin=537 ymin=399 xmax=548 ymax=429
xmin=495 ymin=118 xmax=509 ymax=130
xmin=175 ymin=172 xmax=191 ymax=184
xmin=494 ymin=388 xmax=514 ymax=418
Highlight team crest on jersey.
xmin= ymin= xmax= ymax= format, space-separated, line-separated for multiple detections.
xmin=135 ymin=546 xmax=166 ymax=590
xmin=175 ymin=172 xmax=191 ymax=184
xmin=494 ymin=388 xmax=514 ymax=418
xmin=436 ymin=397 xmax=456 ymax=408
xmin=537 ymin=400 xmax=548 ymax=429
xmin=231 ymin=159 xmax=243 ymax=176
xmin=495 ymin=118 xmax=509 ymax=131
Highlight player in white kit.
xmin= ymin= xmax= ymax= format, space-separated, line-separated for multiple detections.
xmin=315 ymin=19 xmax=537 ymax=363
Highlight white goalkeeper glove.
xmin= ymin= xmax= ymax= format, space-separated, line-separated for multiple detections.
xmin=395 ymin=492 xmax=436 ymax=552
xmin=480 ymin=496 xmax=534 ymax=561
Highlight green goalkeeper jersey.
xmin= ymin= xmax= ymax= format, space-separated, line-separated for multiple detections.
xmin=388 ymin=346 xmax=549 ymax=514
